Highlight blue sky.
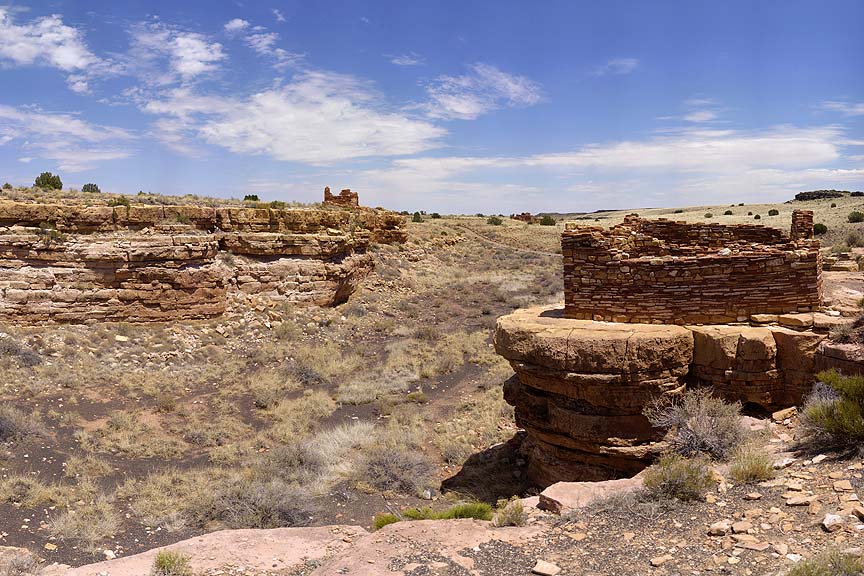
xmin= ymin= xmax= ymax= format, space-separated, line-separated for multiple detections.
xmin=1 ymin=0 xmax=862 ymax=213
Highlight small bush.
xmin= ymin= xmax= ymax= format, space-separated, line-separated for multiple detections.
xmin=729 ymin=444 xmax=775 ymax=483
xmin=34 ymin=172 xmax=62 ymax=190
xmin=108 ymin=196 xmax=130 ymax=207
xmin=754 ymin=214 xmax=761 ymax=219
xmin=82 ymin=183 xmax=101 ymax=193
xmin=850 ymin=212 xmax=864 ymax=223
xmin=644 ymin=388 xmax=743 ymax=459
xmin=2 ymin=183 xmax=12 ymax=190
xmin=243 ymin=194 xmax=259 ymax=202
xmin=847 ymin=231 xmax=864 ymax=247
xmin=0 ymin=551 xmax=41 ymax=576
xmin=195 ymin=478 xmax=314 ymax=529
xmin=0 ymin=339 xmax=41 ymax=367
xmin=487 ymin=216 xmax=503 ymax=226
xmin=430 ymin=212 xmax=442 ymax=219
xmin=50 ymin=495 xmax=121 ymax=552
xmin=152 ymin=550 xmax=193 ymax=576
xmin=412 ymin=212 xmax=423 ymax=223
xmin=723 ymin=210 xmax=732 ymax=215
xmin=704 ymin=213 xmax=713 ymax=218
xmin=360 ymin=445 xmax=433 ymax=495
xmin=373 ymin=513 xmax=400 ymax=530
xmin=768 ymin=208 xmax=779 ymax=216
xmin=831 ymin=202 xmax=837 ymax=208
xmin=673 ymin=209 xmax=684 ymax=214
xmin=814 ymin=223 xmax=828 ymax=235
xmin=643 ymin=454 xmax=713 ymax=501
xmin=801 ymin=370 xmax=864 ymax=446
xmin=539 ymin=215 xmax=556 ymax=226
xmin=493 ymin=496 xmax=526 ymax=526
xmin=787 ymin=548 xmax=864 ymax=576
xmin=747 ymin=211 xmax=753 ymax=215
xmin=0 ymin=405 xmax=44 ymax=442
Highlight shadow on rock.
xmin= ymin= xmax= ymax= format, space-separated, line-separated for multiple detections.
xmin=441 ymin=432 xmax=535 ymax=503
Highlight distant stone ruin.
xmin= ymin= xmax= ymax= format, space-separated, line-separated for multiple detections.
xmin=323 ymin=186 xmax=360 ymax=208
xmin=562 ymin=211 xmax=822 ymax=325
xmin=495 ymin=209 xmax=839 ymax=486
xmin=511 ymin=212 xmax=536 ymax=223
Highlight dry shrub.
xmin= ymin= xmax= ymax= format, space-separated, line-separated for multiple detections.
xmin=644 ymin=388 xmax=743 ymax=459
xmin=0 ymin=552 xmax=41 ymax=576
xmin=729 ymin=444 xmax=775 ymax=484
xmin=64 ymin=454 xmax=113 ymax=479
xmin=268 ymin=390 xmax=336 ymax=442
xmin=193 ymin=478 xmax=315 ymax=529
xmin=359 ymin=444 xmax=433 ymax=496
xmin=643 ymin=454 xmax=713 ymax=502
xmin=0 ymin=474 xmax=69 ymax=508
xmin=801 ymin=371 xmax=864 ymax=448
xmin=49 ymin=495 xmax=121 ymax=552
xmin=493 ymin=496 xmax=527 ymax=527
xmin=0 ymin=338 xmax=41 ymax=368
xmin=787 ymin=548 xmax=864 ymax=576
xmin=0 ymin=405 xmax=45 ymax=442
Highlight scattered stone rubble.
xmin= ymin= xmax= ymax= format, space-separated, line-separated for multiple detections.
xmin=0 ymin=199 xmax=406 ymax=322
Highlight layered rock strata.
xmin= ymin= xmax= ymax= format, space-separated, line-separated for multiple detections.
xmin=495 ymin=305 xmax=831 ymax=487
xmin=0 ymin=201 xmax=405 ymax=322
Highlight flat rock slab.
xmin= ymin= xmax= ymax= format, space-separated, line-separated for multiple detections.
xmin=494 ymin=305 xmax=694 ymax=374
xmin=538 ymin=476 xmax=645 ymax=514
xmin=44 ymin=526 xmax=368 ymax=576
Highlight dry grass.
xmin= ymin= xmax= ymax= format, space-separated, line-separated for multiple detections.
xmin=643 ymin=454 xmax=714 ymax=502
xmin=729 ymin=443 xmax=775 ymax=484
xmin=49 ymin=494 xmax=121 ymax=552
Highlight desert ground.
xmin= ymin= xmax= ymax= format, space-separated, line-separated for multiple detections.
xmin=1 ymin=191 xmax=864 ymax=575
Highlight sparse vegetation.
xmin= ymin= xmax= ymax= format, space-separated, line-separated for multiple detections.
xmin=801 ymin=371 xmax=864 ymax=447
xmin=786 ymin=548 xmax=864 ymax=576
xmin=487 ymin=215 xmax=503 ymax=226
xmin=0 ymin=551 xmax=41 ymax=576
xmin=107 ymin=195 xmax=130 ymax=207
xmin=33 ymin=172 xmax=62 ymax=190
xmin=49 ymin=494 xmax=121 ymax=552
xmin=643 ymin=453 xmax=713 ymax=501
xmin=81 ymin=183 xmax=101 ymax=193
xmin=644 ymin=388 xmax=743 ymax=459
xmin=729 ymin=443 xmax=775 ymax=483
xmin=849 ymin=211 xmax=864 ymax=223
xmin=493 ymin=496 xmax=526 ymax=526
xmin=0 ymin=405 xmax=44 ymax=442
xmin=152 ymin=550 xmax=193 ymax=576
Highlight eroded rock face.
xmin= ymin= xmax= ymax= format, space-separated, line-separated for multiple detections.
xmin=0 ymin=201 xmax=405 ymax=323
xmin=495 ymin=305 xmax=830 ymax=487
xmin=494 ymin=306 xmax=693 ymax=486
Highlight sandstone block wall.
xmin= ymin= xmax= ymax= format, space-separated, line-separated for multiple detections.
xmin=323 ymin=186 xmax=359 ymax=208
xmin=0 ymin=200 xmax=406 ymax=322
xmin=562 ymin=211 xmax=822 ymax=325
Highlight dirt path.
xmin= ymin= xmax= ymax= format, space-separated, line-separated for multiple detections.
xmin=445 ymin=223 xmax=562 ymax=258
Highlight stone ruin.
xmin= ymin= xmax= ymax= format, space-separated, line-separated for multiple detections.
xmin=323 ymin=186 xmax=359 ymax=208
xmin=511 ymin=212 xmax=536 ymax=223
xmin=0 ymin=200 xmax=406 ymax=323
xmin=495 ymin=210 xmax=844 ymax=487
xmin=562 ymin=210 xmax=821 ymax=324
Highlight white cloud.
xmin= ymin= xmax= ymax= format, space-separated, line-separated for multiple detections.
xmin=143 ymin=71 xmax=445 ymax=163
xmin=128 ymin=22 xmax=225 ymax=84
xmin=592 ymin=58 xmax=639 ymax=76
xmin=424 ymin=63 xmax=542 ymax=120
xmin=272 ymin=9 xmax=287 ymax=23
xmin=820 ymin=101 xmax=864 ymax=116
xmin=0 ymin=105 xmax=134 ymax=171
xmin=389 ymin=52 xmax=424 ymax=66
xmin=684 ymin=110 xmax=718 ymax=123
xmin=0 ymin=7 xmax=112 ymax=92
xmin=224 ymin=18 xmax=250 ymax=34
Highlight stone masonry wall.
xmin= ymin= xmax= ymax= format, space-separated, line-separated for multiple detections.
xmin=562 ymin=211 xmax=822 ymax=325
xmin=323 ymin=187 xmax=360 ymax=208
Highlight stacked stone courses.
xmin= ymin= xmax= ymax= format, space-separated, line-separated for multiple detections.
xmin=562 ymin=211 xmax=822 ymax=325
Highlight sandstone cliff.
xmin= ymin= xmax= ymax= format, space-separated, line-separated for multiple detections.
xmin=0 ymin=201 xmax=406 ymax=322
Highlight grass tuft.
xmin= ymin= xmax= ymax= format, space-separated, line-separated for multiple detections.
xmin=787 ymin=548 xmax=864 ymax=576
xmin=152 ymin=550 xmax=193 ymax=576
xmin=643 ymin=453 xmax=714 ymax=502
xmin=729 ymin=444 xmax=775 ymax=484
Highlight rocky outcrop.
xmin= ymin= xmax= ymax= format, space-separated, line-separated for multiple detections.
xmin=495 ymin=305 xmax=835 ymax=487
xmin=494 ymin=305 xmax=692 ymax=486
xmin=0 ymin=201 xmax=406 ymax=323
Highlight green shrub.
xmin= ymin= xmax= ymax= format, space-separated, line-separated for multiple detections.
xmin=2 ymin=183 xmax=12 ymax=190
xmin=269 ymin=200 xmax=286 ymax=209
xmin=152 ymin=550 xmax=193 ymax=576
xmin=412 ymin=212 xmax=423 ymax=223
xmin=82 ymin=183 xmax=101 ymax=194
xmin=430 ymin=213 xmax=442 ymax=219
xmin=373 ymin=513 xmax=400 ymax=530
xmin=704 ymin=213 xmax=713 ymax=218
xmin=729 ymin=444 xmax=775 ymax=484
xmin=403 ymin=503 xmax=492 ymax=521
xmin=831 ymin=202 xmax=838 ymax=208
xmin=539 ymin=215 xmax=556 ymax=226
xmin=493 ymin=496 xmax=526 ymax=526
xmin=814 ymin=223 xmax=828 ymax=235
xmin=747 ymin=211 xmax=753 ymax=215
xmin=644 ymin=388 xmax=743 ymax=459
xmin=487 ymin=216 xmax=503 ymax=226
xmin=754 ymin=214 xmax=761 ymax=220
xmin=107 ymin=196 xmax=130 ymax=207
xmin=34 ymin=172 xmax=62 ymax=190
xmin=768 ymin=208 xmax=779 ymax=216
xmin=802 ymin=370 xmax=864 ymax=446
xmin=738 ymin=202 xmax=744 ymax=206
xmin=723 ymin=210 xmax=733 ymax=215
xmin=673 ymin=209 xmax=683 ymax=214
xmin=849 ymin=211 xmax=864 ymax=223
xmin=787 ymin=548 xmax=864 ymax=576
xmin=243 ymin=194 xmax=260 ymax=202
xmin=643 ymin=454 xmax=713 ymax=501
